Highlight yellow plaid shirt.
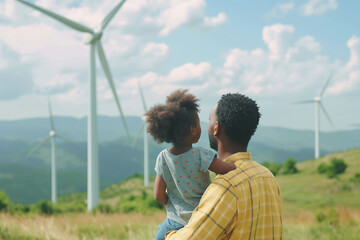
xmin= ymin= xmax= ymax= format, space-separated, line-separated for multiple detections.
xmin=166 ymin=152 xmax=283 ymax=240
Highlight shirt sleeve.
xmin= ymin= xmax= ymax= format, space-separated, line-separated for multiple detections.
xmin=165 ymin=177 xmax=237 ymax=240
xmin=154 ymin=152 xmax=164 ymax=178
xmin=198 ymin=147 xmax=216 ymax=173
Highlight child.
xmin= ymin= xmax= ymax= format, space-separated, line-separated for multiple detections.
xmin=145 ymin=89 xmax=236 ymax=240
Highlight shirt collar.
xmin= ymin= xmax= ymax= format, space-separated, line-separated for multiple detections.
xmin=223 ymin=152 xmax=252 ymax=163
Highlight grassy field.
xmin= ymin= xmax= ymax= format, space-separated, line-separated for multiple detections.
xmin=278 ymin=147 xmax=360 ymax=213
xmin=1 ymin=147 xmax=359 ymax=239
xmin=1 ymin=209 xmax=360 ymax=240
xmin=0 ymin=212 xmax=163 ymax=240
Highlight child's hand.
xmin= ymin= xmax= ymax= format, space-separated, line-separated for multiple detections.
xmin=209 ymin=158 xmax=236 ymax=175
xmin=227 ymin=162 xmax=236 ymax=171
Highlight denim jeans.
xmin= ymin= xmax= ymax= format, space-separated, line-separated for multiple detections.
xmin=154 ymin=218 xmax=184 ymax=240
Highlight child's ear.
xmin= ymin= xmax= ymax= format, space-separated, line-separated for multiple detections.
xmin=190 ymin=125 xmax=196 ymax=136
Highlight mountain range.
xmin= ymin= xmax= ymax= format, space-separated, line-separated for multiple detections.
xmin=0 ymin=115 xmax=359 ymax=204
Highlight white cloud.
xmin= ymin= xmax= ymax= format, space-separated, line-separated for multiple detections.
xmin=0 ymin=24 xmax=87 ymax=69
xmin=347 ymin=35 xmax=360 ymax=69
xmin=143 ymin=42 xmax=169 ymax=57
xmin=217 ymin=87 xmax=238 ymax=95
xmin=0 ymin=0 xmax=15 ymax=19
xmin=56 ymin=87 xmax=86 ymax=103
xmin=286 ymin=36 xmax=321 ymax=62
xmin=39 ymin=73 xmax=79 ymax=94
xmin=166 ymin=62 xmax=211 ymax=83
xmin=219 ymin=24 xmax=338 ymax=97
xmin=220 ymin=25 xmax=360 ymax=99
xmin=0 ymin=0 xmax=225 ymax=103
xmin=1 ymin=1 xmax=358 ymax=130
xmin=122 ymin=23 xmax=353 ymax=103
xmin=120 ymin=62 xmax=213 ymax=107
xmin=301 ymin=0 xmax=338 ymax=16
xmin=101 ymin=0 xmax=227 ymax=36
xmin=124 ymin=62 xmax=212 ymax=87
xmin=204 ymin=12 xmax=227 ymax=28
xmin=157 ymin=0 xmax=205 ymax=36
xmin=0 ymin=40 xmax=34 ymax=100
xmin=328 ymin=71 xmax=360 ymax=95
xmin=263 ymin=24 xmax=294 ymax=60
xmin=267 ymin=2 xmax=295 ymax=18
xmin=328 ymin=36 xmax=360 ymax=95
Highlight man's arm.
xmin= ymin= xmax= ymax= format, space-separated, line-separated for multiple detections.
xmin=166 ymin=177 xmax=237 ymax=239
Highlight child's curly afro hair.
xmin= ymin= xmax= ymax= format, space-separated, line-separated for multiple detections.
xmin=145 ymin=89 xmax=199 ymax=144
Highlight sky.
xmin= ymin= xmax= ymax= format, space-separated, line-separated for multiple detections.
xmin=0 ymin=0 xmax=359 ymax=132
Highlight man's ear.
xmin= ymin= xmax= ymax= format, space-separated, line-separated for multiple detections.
xmin=213 ymin=121 xmax=219 ymax=136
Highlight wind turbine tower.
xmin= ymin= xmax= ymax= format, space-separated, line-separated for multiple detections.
xmin=294 ymin=73 xmax=334 ymax=159
xmin=132 ymin=81 xmax=150 ymax=187
xmin=16 ymin=0 xmax=130 ymax=210
xmin=27 ymin=99 xmax=73 ymax=204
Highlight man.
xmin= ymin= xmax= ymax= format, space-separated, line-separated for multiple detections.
xmin=166 ymin=93 xmax=283 ymax=239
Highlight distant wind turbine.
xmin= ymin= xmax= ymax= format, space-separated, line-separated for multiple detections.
xmin=16 ymin=0 xmax=130 ymax=210
xmin=132 ymin=81 xmax=149 ymax=187
xmin=27 ymin=99 xmax=73 ymax=204
xmin=293 ymin=73 xmax=334 ymax=159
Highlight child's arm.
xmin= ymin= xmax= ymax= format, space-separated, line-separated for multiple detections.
xmin=208 ymin=157 xmax=236 ymax=174
xmin=153 ymin=174 xmax=168 ymax=205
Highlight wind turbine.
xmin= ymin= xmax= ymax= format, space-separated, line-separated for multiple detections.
xmin=132 ymin=81 xmax=149 ymax=187
xmin=16 ymin=0 xmax=130 ymax=210
xmin=294 ymin=73 xmax=334 ymax=159
xmin=27 ymin=99 xmax=73 ymax=204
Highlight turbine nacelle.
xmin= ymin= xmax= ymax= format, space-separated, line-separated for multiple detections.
xmin=49 ymin=130 xmax=56 ymax=137
xmin=83 ymin=31 xmax=103 ymax=44
xmin=314 ymin=96 xmax=321 ymax=102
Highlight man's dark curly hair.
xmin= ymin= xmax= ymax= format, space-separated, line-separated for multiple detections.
xmin=145 ymin=89 xmax=199 ymax=144
xmin=216 ymin=93 xmax=261 ymax=146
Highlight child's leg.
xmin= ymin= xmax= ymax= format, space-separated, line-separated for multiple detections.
xmin=154 ymin=218 xmax=184 ymax=240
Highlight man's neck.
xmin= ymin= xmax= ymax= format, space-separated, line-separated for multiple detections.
xmin=217 ymin=142 xmax=247 ymax=160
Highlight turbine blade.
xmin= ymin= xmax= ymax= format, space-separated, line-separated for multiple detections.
xmin=292 ymin=100 xmax=315 ymax=105
xmin=138 ymin=80 xmax=147 ymax=112
xmin=48 ymin=98 xmax=55 ymax=131
xmin=320 ymin=103 xmax=334 ymax=127
xmin=132 ymin=121 xmax=145 ymax=147
xmin=16 ymin=0 xmax=93 ymax=34
xmin=26 ymin=136 xmax=51 ymax=157
xmin=96 ymin=41 xmax=131 ymax=138
xmin=320 ymin=72 xmax=333 ymax=98
xmin=101 ymin=0 xmax=126 ymax=31
xmin=56 ymin=134 xmax=75 ymax=143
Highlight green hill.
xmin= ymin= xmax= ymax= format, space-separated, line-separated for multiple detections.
xmin=57 ymin=147 xmax=360 ymax=215
xmin=57 ymin=174 xmax=159 ymax=214
xmin=0 ymin=163 xmax=107 ymax=204
xmin=277 ymin=147 xmax=360 ymax=214
xmin=0 ymin=139 xmax=163 ymax=204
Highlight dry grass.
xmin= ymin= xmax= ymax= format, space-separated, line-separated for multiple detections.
xmin=283 ymin=205 xmax=360 ymax=225
xmin=0 ymin=212 xmax=166 ymax=240
xmin=1 ymin=207 xmax=360 ymax=240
